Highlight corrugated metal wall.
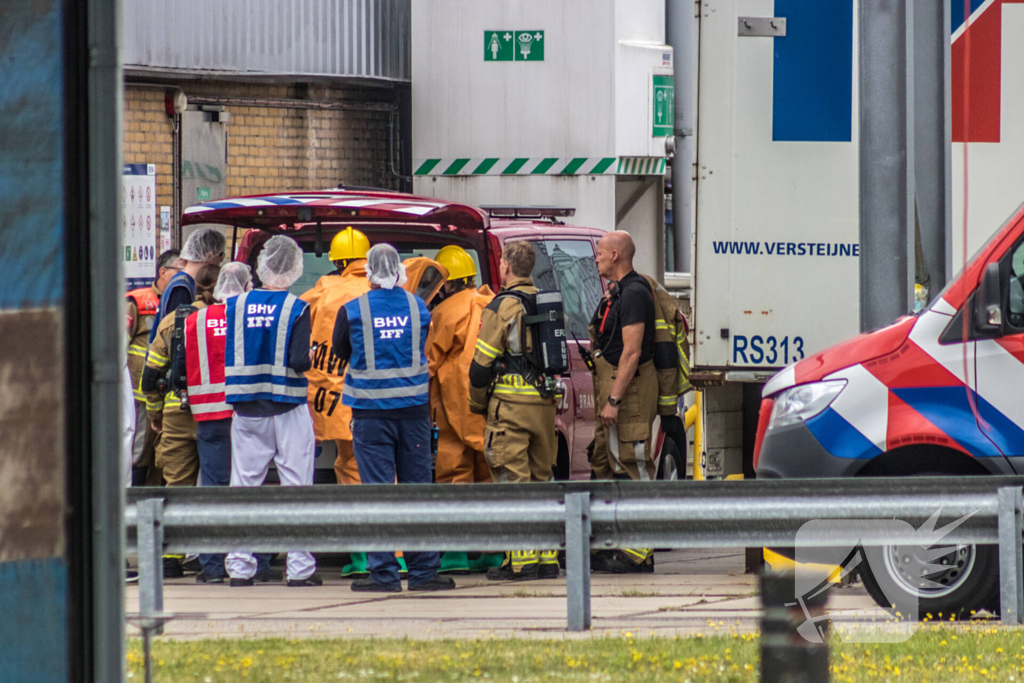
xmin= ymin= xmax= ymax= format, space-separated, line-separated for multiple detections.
xmin=123 ymin=0 xmax=410 ymax=81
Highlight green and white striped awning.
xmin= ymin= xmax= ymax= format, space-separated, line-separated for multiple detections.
xmin=413 ymin=157 xmax=667 ymax=177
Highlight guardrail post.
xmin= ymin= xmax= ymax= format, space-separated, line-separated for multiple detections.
xmin=998 ymin=487 xmax=1024 ymax=625
xmin=137 ymin=498 xmax=166 ymax=635
xmin=565 ymin=491 xmax=592 ymax=631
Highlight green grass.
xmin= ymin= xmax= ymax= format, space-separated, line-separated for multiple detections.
xmin=126 ymin=625 xmax=1024 ymax=682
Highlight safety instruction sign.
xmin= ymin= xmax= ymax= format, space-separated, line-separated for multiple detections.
xmin=122 ymin=163 xmax=157 ymax=288
xmin=652 ymin=75 xmax=674 ymax=137
xmin=484 ymin=30 xmax=544 ymax=61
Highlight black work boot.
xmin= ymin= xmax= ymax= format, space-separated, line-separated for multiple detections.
xmin=408 ymin=575 xmax=457 ymax=592
xmin=287 ymin=573 xmax=323 ymax=587
xmin=351 ymin=577 xmax=402 ymax=593
xmin=162 ymin=557 xmax=184 ymax=579
xmin=194 ymin=572 xmax=225 ymax=584
xmin=486 ymin=562 xmax=540 ymax=582
xmin=538 ymin=550 xmax=560 ymax=579
xmin=591 ymin=551 xmax=654 ymax=574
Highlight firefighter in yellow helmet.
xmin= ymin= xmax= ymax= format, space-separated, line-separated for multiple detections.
xmin=301 ymin=227 xmax=372 ymax=577
xmin=427 ymin=246 xmax=503 ymax=574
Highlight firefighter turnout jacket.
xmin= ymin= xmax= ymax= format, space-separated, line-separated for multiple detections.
xmin=142 ymin=302 xmax=208 ymax=418
xmin=468 ymin=278 xmax=550 ymax=411
xmin=469 ymin=277 xmax=556 ymax=485
xmin=126 ymin=285 xmax=161 ymax=402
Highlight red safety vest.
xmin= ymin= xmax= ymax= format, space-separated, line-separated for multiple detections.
xmin=184 ymin=304 xmax=232 ymax=421
xmin=126 ymin=286 xmax=160 ymax=324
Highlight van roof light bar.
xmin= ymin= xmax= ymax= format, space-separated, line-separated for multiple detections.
xmin=480 ymin=205 xmax=576 ymax=220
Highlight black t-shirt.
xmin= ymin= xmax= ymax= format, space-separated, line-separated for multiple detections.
xmin=592 ymin=271 xmax=655 ymax=367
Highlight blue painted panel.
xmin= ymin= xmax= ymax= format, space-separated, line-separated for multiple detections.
xmin=805 ymin=407 xmax=882 ymax=459
xmin=772 ymin=0 xmax=854 ymax=142
xmin=0 ymin=0 xmax=65 ymax=309
xmin=975 ymin=391 xmax=1024 ymax=457
xmin=891 ymin=387 xmax=1003 ymax=457
xmin=0 ymin=558 xmax=67 ymax=683
xmin=951 ymin=0 xmax=987 ymax=33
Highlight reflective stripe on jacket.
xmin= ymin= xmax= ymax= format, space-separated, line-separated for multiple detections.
xmin=342 ymin=287 xmax=430 ymax=411
xmin=224 ymin=290 xmax=309 ymax=404
xmin=185 ymin=304 xmax=232 ymax=421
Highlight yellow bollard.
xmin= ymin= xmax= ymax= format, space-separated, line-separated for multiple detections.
xmin=691 ymin=391 xmax=704 ymax=480
xmin=684 ymin=396 xmax=699 ymax=431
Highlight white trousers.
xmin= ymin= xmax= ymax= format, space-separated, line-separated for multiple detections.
xmin=122 ymin=367 xmax=137 ymax=488
xmin=225 ymin=404 xmax=317 ymax=581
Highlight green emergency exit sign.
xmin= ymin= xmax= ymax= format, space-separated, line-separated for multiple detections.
xmin=652 ymin=75 xmax=674 ymax=137
xmin=484 ymin=31 xmax=545 ymax=61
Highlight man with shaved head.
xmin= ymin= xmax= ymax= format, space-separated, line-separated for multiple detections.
xmin=589 ymin=231 xmax=658 ymax=573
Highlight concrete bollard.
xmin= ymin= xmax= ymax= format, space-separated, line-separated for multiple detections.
xmin=760 ymin=572 xmax=830 ymax=683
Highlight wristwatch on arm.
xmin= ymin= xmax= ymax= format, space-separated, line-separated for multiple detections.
xmin=607 ymin=396 xmax=621 ymax=407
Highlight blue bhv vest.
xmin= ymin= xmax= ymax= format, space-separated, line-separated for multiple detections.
xmin=149 ymin=271 xmax=196 ymax=343
xmin=224 ymin=290 xmax=309 ymax=404
xmin=342 ymin=288 xmax=430 ymax=411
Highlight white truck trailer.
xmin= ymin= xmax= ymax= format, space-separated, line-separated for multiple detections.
xmin=688 ymin=0 xmax=1024 ymax=477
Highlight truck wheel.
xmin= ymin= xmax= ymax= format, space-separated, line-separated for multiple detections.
xmin=657 ymin=435 xmax=683 ymax=481
xmin=858 ymin=542 xmax=999 ymax=620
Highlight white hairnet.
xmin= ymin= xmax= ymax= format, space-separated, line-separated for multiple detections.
xmin=256 ymin=235 xmax=304 ymax=289
xmin=365 ymin=243 xmax=407 ymax=290
xmin=214 ymin=262 xmax=252 ymax=301
xmin=180 ymin=227 xmax=227 ymax=263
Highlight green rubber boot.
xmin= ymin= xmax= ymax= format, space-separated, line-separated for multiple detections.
xmin=398 ymin=555 xmax=408 ymax=579
xmin=439 ymin=552 xmax=471 ymax=575
xmin=468 ymin=552 xmax=505 ymax=573
xmin=341 ymin=552 xmax=369 ymax=578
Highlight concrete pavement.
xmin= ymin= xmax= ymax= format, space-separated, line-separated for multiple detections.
xmin=125 ymin=549 xmax=884 ymax=640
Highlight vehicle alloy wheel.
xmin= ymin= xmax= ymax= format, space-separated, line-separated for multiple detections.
xmin=859 ymin=542 xmax=999 ymax=620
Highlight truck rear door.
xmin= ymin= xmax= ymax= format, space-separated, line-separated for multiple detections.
xmin=693 ymin=0 xmax=860 ymax=370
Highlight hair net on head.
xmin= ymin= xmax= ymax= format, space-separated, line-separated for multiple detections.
xmin=365 ymin=243 xmax=407 ymax=290
xmin=180 ymin=227 xmax=227 ymax=263
xmin=257 ymin=235 xmax=304 ymax=289
xmin=214 ymin=262 xmax=252 ymax=301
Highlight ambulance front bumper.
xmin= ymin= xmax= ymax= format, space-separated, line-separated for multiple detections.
xmin=756 ymin=420 xmax=868 ymax=480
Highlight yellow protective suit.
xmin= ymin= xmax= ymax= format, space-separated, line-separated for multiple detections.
xmin=428 ymin=285 xmax=495 ymax=483
xmin=302 ymin=260 xmax=371 ymax=483
xmin=403 ymin=257 xmax=448 ymax=306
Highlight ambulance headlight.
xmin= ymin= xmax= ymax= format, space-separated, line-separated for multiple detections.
xmin=768 ymin=380 xmax=846 ymax=430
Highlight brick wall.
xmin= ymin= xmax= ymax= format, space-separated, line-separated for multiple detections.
xmin=123 ymin=80 xmax=399 ymax=244
xmin=123 ymin=88 xmax=175 ymax=211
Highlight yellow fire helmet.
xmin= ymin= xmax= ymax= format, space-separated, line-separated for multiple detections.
xmin=328 ymin=226 xmax=370 ymax=262
xmin=435 ymin=244 xmax=476 ymax=281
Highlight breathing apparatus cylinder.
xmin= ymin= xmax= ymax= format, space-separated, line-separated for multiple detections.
xmin=531 ymin=291 xmax=569 ymax=376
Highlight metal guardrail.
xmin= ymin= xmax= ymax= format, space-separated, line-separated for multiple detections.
xmin=126 ymin=478 xmax=1024 ymax=632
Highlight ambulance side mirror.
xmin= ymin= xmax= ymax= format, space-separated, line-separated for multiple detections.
xmin=975 ymin=262 xmax=1003 ymax=333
